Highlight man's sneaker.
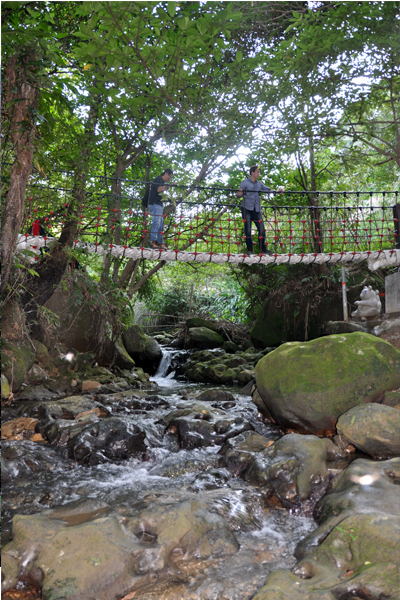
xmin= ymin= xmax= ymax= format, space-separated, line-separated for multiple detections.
xmin=246 ymin=250 xmax=253 ymax=257
xmin=159 ymin=244 xmax=169 ymax=250
xmin=260 ymin=249 xmax=272 ymax=255
xmin=150 ymin=241 xmax=159 ymax=249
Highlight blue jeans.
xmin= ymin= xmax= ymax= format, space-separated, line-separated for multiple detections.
xmin=149 ymin=204 xmax=164 ymax=244
xmin=241 ymin=207 xmax=266 ymax=252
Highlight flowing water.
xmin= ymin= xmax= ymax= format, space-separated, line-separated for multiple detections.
xmin=2 ymin=348 xmax=318 ymax=598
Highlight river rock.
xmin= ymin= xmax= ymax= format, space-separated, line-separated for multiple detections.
xmin=14 ymin=384 xmax=64 ymax=402
xmin=2 ymin=440 xmax=62 ymax=484
xmin=254 ymin=457 xmax=400 ymax=600
xmin=238 ymin=369 xmax=255 ymax=384
xmin=81 ymin=379 xmax=101 ymax=392
xmin=122 ymin=325 xmax=162 ymax=374
xmin=186 ymin=317 xmax=221 ymax=332
xmin=67 ymin=417 xmax=147 ymax=464
xmin=32 ymin=338 xmax=50 ymax=363
xmin=219 ymin=430 xmax=281 ymax=477
xmin=244 ymin=433 xmax=329 ymax=511
xmin=34 ymin=396 xmax=110 ymax=420
xmin=1 ymin=492 xmax=240 ymax=599
xmin=186 ymin=326 xmax=224 ymax=350
xmin=253 ymin=513 xmax=400 ymax=600
xmin=163 ymin=403 xmax=253 ymax=449
xmin=296 ymin=457 xmax=400 ymax=558
xmin=114 ymin=336 xmax=136 ymax=369
xmin=1 ymin=373 xmax=11 ymax=400
xmin=255 ymin=332 xmax=400 ymax=435
xmin=223 ymin=340 xmax=239 ymax=353
xmin=197 ymin=389 xmax=236 ymax=403
xmin=336 ymin=403 xmax=400 ymax=458
xmin=181 ymin=349 xmax=261 ymax=385
xmin=382 ymin=389 xmax=400 ymax=408
xmin=25 ymin=364 xmax=49 ymax=384
xmin=1 ymin=417 xmax=39 ymax=441
xmin=2 ymin=337 xmax=35 ymax=392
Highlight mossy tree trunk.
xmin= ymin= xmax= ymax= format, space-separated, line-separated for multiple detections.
xmin=1 ymin=51 xmax=39 ymax=297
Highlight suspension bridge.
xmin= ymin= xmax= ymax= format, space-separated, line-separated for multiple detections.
xmin=14 ymin=171 xmax=400 ymax=270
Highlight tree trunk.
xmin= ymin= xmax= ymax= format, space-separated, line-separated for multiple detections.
xmin=100 ymin=157 xmax=123 ymax=286
xmin=21 ymin=99 xmax=99 ymax=317
xmin=1 ymin=53 xmax=39 ymax=297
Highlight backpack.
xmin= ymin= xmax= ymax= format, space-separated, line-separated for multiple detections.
xmin=142 ymin=189 xmax=150 ymax=208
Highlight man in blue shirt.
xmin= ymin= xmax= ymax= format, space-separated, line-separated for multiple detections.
xmin=237 ymin=165 xmax=273 ymax=255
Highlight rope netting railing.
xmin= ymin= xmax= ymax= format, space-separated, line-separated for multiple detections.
xmin=15 ymin=170 xmax=400 ymax=270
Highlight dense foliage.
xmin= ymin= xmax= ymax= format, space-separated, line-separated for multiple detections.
xmin=2 ymin=1 xmax=399 ymax=324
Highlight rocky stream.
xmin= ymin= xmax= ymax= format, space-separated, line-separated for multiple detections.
xmin=2 ymin=329 xmax=400 ymax=600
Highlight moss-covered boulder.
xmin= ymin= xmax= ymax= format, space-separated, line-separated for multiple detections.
xmin=1 ymin=338 xmax=35 ymax=392
xmin=222 ymin=340 xmax=239 ymax=353
xmin=122 ymin=325 xmax=161 ymax=374
xmin=336 ymin=403 xmax=400 ymax=458
xmin=186 ymin=317 xmax=220 ymax=332
xmin=32 ymin=338 xmax=49 ymax=364
xmin=255 ymin=333 xmax=400 ymax=435
xmin=114 ymin=336 xmax=135 ymax=369
xmin=186 ymin=327 xmax=224 ymax=350
xmin=1 ymin=374 xmax=11 ymax=400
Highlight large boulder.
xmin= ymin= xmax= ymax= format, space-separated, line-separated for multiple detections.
xmin=336 ymin=403 xmax=400 ymax=458
xmin=185 ymin=327 xmax=224 ymax=350
xmin=1 ymin=338 xmax=35 ymax=392
xmin=253 ymin=513 xmax=400 ymax=600
xmin=255 ymin=332 xmax=400 ymax=435
xmin=122 ymin=325 xmax=162 ymax=374
xmin=253 ymin=458 xmax=400 ymax=600
xmin=1 ymin=492 xmax=240 ymax=598
xmin=114 ymin=336 xmax=136 ymax=369
xmin=41 ymin=279 xmax=111 ymax=354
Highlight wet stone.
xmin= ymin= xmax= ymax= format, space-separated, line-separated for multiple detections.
xmin=244 ymin=433 xmax=330 ymax=512
xmin=219 ymin=431 xmax=281 ymax=477
xmin=67 ymin=416 xmax=147 ymax=464
xmin=163 ymin=403 xmax=254 ymax=449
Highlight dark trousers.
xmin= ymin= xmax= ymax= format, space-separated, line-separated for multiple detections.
xmin=241 ymin=207 xmax=266 ymax=252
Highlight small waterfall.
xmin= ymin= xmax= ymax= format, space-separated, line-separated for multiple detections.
xmin=155 ymin=348 xmax=175 ymax=378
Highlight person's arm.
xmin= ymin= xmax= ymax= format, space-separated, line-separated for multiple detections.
xmin=157 ymin=185 xmax=167 ymax=193
xmin=237 ymin=180 xmax=246 ymax=197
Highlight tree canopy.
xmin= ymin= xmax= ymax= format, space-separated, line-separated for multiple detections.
xmin=2 ymin=0 xmax=399 ymax=307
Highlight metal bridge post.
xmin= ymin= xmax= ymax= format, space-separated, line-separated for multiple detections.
xmin=393 ymin=203 xmax=400 ymax=249
xmin=341 ymin=265 xmax=348 ymax=322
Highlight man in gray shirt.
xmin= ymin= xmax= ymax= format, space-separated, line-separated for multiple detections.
xmin=237 ymin=165 xmax=281 ymax=255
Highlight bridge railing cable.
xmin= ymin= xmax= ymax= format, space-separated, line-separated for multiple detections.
xmin=16 ymin=168 xmax=399 ymax=265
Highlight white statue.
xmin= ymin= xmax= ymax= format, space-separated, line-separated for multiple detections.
xmin=351 ymin=285 xmax=381 ymax=318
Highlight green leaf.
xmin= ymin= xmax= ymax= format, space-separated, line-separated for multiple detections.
xmin=235 ymin=50 xmax=243 ymax=62
xmin=167 ymin=2 xmax=176 ymax=18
